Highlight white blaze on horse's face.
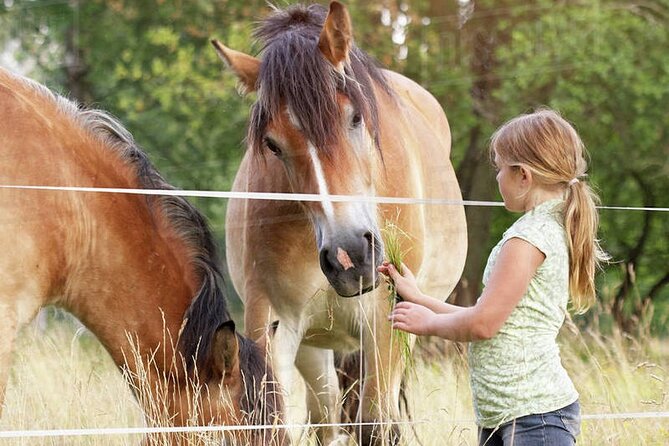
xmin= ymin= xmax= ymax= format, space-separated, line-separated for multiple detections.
xmin=265 ymin=101 xmax=383 ymax=297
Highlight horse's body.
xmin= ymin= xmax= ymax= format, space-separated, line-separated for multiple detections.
xmin=215 ymin=3 xmax=467 ymax=445
xmin=0 ymin=67 xmax=282 ymax=444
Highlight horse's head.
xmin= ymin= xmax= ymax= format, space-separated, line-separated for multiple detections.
xmin=171 ymin=320 xmax=284 ymax=444
xmin=213 ymin=2 xmax=388 ymax=297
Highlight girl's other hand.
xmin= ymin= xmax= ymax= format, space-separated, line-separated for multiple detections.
xmin=377 ymin=261 xmax=422 ymax=303
xmin=388 ymin=301 xmax=435 ymax=336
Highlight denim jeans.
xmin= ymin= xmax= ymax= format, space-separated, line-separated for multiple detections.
xmin=478 ymin=400 xmax=581 ymax=446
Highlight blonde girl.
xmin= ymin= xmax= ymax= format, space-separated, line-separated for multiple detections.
xmin=379 ymin=109 xmax=608 ymax=445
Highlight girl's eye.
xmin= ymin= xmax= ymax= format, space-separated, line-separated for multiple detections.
xmin=264 ymin=137 xmax=282 ymax=156
xmin=351 ymin=112 xmax=362 ymax=129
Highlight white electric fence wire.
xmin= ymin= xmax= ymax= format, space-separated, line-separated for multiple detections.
xmin=0 ymin=421 xmax=419 ymax=439
xmin=0 ymin=184 xmax=667 ymax=211
xmin=2 ymin=412 xmax=669 ymax=438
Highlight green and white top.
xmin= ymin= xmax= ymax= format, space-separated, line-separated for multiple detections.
xmin=468 ymin=198 xmax=579 ymax=428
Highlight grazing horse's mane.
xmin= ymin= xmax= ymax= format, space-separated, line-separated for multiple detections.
xmin=78 ymin=109 xmax=231 ymax=381
xmin=249 ymin=3 xmax=391 ymax=156
xmin=7 ymin=72 xmax=274 ymax=409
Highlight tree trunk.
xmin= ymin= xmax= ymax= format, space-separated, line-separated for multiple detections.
xmin=611 ymin=172 xmax=656 ymax=334
xmin=451 ymin=2 xmax=506 ymax=306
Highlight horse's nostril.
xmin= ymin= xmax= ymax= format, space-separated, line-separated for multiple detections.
xmin=363 ymin=232 xmax=374 ymax=250
xmin=319 ymin=248 xmax=334 ymax=274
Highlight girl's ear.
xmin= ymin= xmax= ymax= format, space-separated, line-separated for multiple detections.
xmin=518 ymin=165 xmax=533 ymax=187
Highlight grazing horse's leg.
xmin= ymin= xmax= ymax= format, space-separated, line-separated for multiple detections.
xmin=358 ymin=289 xmax=407 ymax=446
xmin=295 ymin=345 xmax=348 ymax=446
xmin=0 ymin=302 xmax=18 ymax=416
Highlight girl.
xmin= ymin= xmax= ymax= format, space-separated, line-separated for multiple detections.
xmin=379 ymin=109 xmax=608 ymax=445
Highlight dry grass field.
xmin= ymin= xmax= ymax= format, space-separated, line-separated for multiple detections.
xmin=1 ymin=311 xmax=668 ymax=445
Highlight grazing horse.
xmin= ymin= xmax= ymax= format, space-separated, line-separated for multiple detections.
xmin=0 ymin=67 xmax=284 ymax=445
xmin=213 ymin=2 xmax=467 ymax=445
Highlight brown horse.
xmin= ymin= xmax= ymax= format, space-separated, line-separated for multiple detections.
xmin=212 ymin=2 xmax=467 ymax=445
xmin=0 ymin=67 xmax=283 ymax=445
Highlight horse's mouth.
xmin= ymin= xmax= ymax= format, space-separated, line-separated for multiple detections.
xmin=330 ymin=274 xmax=381 ymax=298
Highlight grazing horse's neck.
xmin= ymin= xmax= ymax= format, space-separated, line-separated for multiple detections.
xmin=62 ymin=187 xmax=198 ymax=375
xmin=1 ymin=69 xmax=201 ymax=376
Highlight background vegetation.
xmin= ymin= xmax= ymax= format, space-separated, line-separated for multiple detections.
xmin=2 ymin=318 xmax=668 ymax=444
xmin=1 ymin=0 xmax=668 ymax=444
xmin=1 ymin=0 xmax=667 ymax=335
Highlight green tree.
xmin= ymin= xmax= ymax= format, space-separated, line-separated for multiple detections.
xmin=2 ymin=0 xmax=667 ymax=334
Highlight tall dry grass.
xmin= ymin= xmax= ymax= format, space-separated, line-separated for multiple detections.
xmin=405 ymin=319 xmax=669 ymax=445
xmin=0 ymin=318 xmax=142 ymax=446
xmin=1 ymin=313 xmax=668 ymax=445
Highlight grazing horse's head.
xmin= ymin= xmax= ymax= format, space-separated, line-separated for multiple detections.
xmin=171 ymin=320 xmax=284 ymax=444
xmin=213 ymin=2 xmax=389 ymax=296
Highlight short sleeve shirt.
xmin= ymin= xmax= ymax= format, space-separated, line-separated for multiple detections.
xmin=468 ymin=198 xmax=579 ymax=428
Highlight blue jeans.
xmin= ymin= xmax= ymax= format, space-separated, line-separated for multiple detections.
xmin=478 ymin=400 xmax=581 ymax=446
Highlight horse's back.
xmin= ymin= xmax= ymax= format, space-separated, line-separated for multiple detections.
xmin=379 ymin=70 xmax=467 ymax=298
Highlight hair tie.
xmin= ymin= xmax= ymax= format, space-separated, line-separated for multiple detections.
xmin=568 ymin=178 xmax=580 ymax=186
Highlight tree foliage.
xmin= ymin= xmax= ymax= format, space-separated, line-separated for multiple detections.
xmin=1 ymin=0 xmax=667 ymax=334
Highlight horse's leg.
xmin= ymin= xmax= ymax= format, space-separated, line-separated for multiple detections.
xmin=244 ymin=292 xmax=273 ymax=341
xmin=295 ymin=345 xmax=348 ymax=446
xmin=271 ymin=319 xmax=307 ymax=443
xmin=0 ymin=302 xmax=18 ymax=416
xmin=358 ymin=291 xmax=408 ymax=446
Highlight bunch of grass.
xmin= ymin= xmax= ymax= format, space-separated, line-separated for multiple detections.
xmin=382 ymin=220 xmax=415 ymax=373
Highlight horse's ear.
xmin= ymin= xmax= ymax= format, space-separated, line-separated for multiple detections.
xmin=211 ymin=39 xmax=260 ymax=93
xmin=318 ymin=1 xmax=352 ymax=73
xmin=212 ymin=320 xmax=240 ymax=380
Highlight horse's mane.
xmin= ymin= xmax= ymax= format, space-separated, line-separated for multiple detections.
xmin=6 ymin=69 xmax=263 ymax=396
xmin=249 ymin=3 xmax=391 ymax=157
xmin=76 ymin=108 xmax=232 ymax=378
xmin=74 ymin=105 xmax=277 ymax=416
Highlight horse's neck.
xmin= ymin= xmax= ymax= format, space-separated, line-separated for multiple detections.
xmin=58 ymin=162 xmax=196 ymax=376
xmin=1 ymin=71 xmax=196 ymax=377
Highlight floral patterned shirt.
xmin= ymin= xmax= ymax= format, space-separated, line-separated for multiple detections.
xmin=468 ymin=198 xmax=579 ymax=428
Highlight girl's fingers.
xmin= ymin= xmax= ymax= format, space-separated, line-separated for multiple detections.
xmin=394 ymin=301 xmax=412 ymax=310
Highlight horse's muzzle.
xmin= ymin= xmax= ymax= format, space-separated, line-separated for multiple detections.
xmin=318 ymin=232 xmax=384 ymax=297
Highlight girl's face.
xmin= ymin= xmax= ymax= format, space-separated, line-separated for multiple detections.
xmin=493 ymin=151 xmax=526 ymax=212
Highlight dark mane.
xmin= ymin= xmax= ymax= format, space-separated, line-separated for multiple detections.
xmin=237 ymin=335 xmax=283 ymax=424
xmin=249 ymin=3 xmax=391 ymax=157
xmin=76 ymin=108 xmax=231 ymax=375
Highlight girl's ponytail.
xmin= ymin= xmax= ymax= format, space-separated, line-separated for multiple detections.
xmin=491 ymin=108 xmax=609 ymax=313
xmin=563 ymin=179 xmax=609 ymax=313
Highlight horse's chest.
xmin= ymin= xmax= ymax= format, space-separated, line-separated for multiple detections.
xmin=299 ymin=293 xmax=361 ymax=352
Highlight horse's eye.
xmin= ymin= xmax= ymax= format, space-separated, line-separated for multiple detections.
xmin=263 ymin=137 xmax=282 ymax=156
xmin=351 ymin=112 xmax=362 ymax=129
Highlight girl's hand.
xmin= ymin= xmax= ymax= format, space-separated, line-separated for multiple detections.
xmin=388 ymin=301 xmax=435 ymax=336
xmin=377 ymin=261 xmax=422 ymax=303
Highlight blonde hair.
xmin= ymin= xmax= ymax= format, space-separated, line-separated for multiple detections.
xmin=490 ymin=108 xmax=609 ymax=312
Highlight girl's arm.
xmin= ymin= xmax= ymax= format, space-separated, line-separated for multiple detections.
xmin=378 ymin=261 xmax=462 ymax=314
xmin=389 ymin=238 xmax=545 ymax=341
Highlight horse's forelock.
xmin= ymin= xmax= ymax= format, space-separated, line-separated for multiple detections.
xmin=249 ymin=3 xmax=389 ymax=157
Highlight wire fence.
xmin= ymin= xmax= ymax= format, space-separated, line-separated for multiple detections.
xmin=0 ymin=183 xmax=667 ymax=440
xmin=0 ymin=184 xmax=667 ymax=211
